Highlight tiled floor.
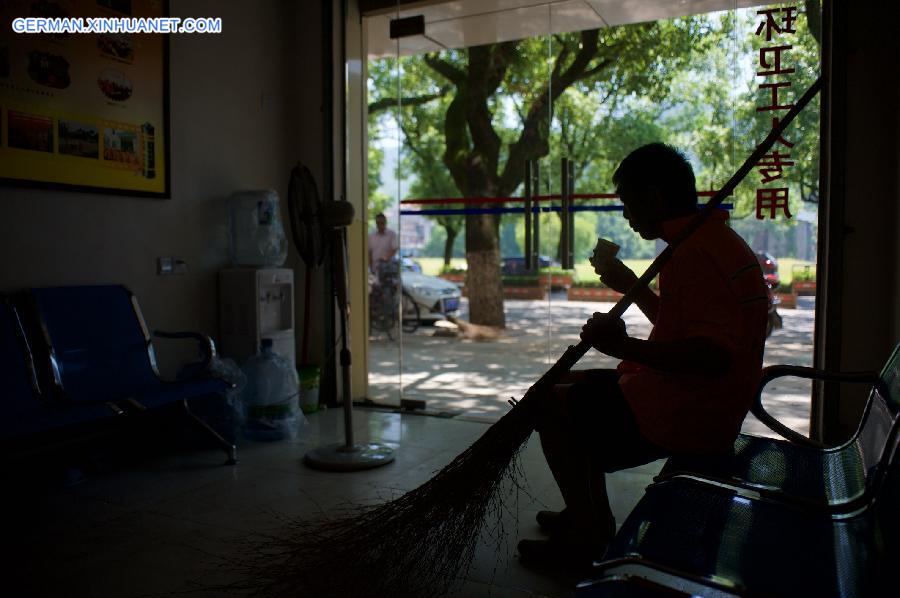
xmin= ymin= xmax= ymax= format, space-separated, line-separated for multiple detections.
xmin=5 ymin=407 xmax=663 ymax=597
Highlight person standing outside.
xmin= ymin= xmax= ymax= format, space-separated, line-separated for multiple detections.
xmin=368 ymin=213 xmax=399 ymax=273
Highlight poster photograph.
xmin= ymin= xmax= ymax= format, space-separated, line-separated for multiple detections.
xmin=0 ymin=0 xmax=169 ymax=197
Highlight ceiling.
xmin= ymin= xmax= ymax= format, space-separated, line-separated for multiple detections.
xmin=366 ymin=0 xmax=775 ymax=58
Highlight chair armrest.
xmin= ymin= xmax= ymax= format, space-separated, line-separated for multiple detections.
xmin=751 ymin=365 xmax=880 ymax=448
xmin=153 ymin=330 xmax=217 ymax=370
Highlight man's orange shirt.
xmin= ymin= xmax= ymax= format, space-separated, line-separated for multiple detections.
xmin=617 ymin=210 xmax=768 ymax=454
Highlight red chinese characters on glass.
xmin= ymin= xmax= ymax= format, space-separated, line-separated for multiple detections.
xmin=756 ymin=188 xmax=792 ymax=220
xmin=758 ymin=45 xmax=795 ymax=77
xmin=755 ymin=7 xmax=798 ymax=41
xmin=767 ymin=116 xmax=795 ymax=149
xmin=754 ymin=5 xmax=798 ymax=220
xmin=756 ymin=150 xmax=795 ymax=184
xmin=757 ymin=81 xmax=794 ymax=112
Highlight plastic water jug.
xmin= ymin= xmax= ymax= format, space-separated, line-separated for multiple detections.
xmin=240 ymin=339 xmax=301 ymax=441
xmin=228 ymin=189 xmax=288 ymax=267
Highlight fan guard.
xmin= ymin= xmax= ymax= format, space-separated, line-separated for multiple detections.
xmin=288 ymin=163 xmax=325 ymax=268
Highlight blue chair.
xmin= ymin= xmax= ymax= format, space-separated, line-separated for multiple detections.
xmin=1 ymin=297 xmax=126 ymax=454
xmin=653 ymin=343 xmax=899 ymax=512
xmin=577 ymin=344 xmax=900 ymax=597
xmin=23 ymin=285 xmax=236 ymax=464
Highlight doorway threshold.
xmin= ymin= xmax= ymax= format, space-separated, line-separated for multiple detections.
xmin=354 ymin=398 xmax=463 ymax=419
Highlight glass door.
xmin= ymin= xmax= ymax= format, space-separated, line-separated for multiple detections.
xmin=364 ymin=3 xmax=559 ymax=415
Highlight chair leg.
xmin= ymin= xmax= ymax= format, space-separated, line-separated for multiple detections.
xmin=182 ymin=399 xmax=238 ymax=465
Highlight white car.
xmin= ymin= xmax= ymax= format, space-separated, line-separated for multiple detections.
xmin=399 ymin=262 xmax=461 ymax=323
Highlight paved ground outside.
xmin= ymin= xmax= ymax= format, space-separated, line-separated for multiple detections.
xmin=368 ymin=293 xmax=816 ymax=438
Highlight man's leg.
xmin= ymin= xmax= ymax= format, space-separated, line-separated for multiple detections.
xmin=521 ymin=369 xmax=668 ymax=570
xmin=537 ymin=383 xmax=616 ymax=544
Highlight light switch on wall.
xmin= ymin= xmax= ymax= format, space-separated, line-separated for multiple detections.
xmin=157 ymin=257 xmax=174 ymax=275
xmin=157 ymin=257 xmax=188 ymax=275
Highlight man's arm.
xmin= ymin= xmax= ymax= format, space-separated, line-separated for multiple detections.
xmin=630 ymin=287 xmax=659 ymax=324
xmin=617 ymin=336 xmax=731 ymax=377
xmin=581 ymin=314 xmax=731 ymax=378
xmin=593 ymin=258 xmax=659 ymax=323
xmin=386 ymin=230 xmax=399 ymax=261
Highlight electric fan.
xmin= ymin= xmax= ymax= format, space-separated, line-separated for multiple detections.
xmin=287 ymin=163 xmax=395 ymax=470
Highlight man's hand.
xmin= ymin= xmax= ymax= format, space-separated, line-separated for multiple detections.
xmin=580 ymin=312 xmax=628 ymax=356
xmin=591 ymin=256 xmax=639 ymax=294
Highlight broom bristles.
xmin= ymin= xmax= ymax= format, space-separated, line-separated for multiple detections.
xmin=228 ymin=403 xmax=536 ymax=597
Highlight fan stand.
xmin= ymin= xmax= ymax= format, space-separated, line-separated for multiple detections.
xmin=304 ymin=226 xmax=395 ymax=471
xmin=288 ymin=163 xmax=394 ymax=471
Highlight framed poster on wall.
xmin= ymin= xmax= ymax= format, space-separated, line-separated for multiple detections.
xmin=0 ymin=0 xmax=170 ymax=197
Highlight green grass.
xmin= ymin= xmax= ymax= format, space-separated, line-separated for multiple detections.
xmin=574 ymin=260 xmax=653 ymax=282
xmin=416 ymin=256 xmax=816 ymax=285
xmin=776 ymin=259 xmax=816 ymax=285
xmin=416 ymin=257 xmax=654 ymax=280
xmin=417 ymin=257 xmax=467 ymax=276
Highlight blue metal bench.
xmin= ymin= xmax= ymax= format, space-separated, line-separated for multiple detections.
xmin=578 ymin=469 xmax=897 ymax=596
xmin=652 ymin=344 xmax=898 ymax=513
xmin=5 ymin=285 xmax=236 ymax=464
xmin=577 ymin=344 xmax=900 ymax=596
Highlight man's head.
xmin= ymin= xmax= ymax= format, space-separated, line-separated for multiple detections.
xmin=375 ymin=213 xmax=387 ymax=233
xmin=613 ymin=143 xmax=698 ymax=240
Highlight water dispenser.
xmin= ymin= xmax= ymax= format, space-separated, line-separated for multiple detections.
xmin=219 ymin=268 xmax=295 ymax=365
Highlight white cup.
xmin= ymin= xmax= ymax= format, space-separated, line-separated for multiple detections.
xmin=590 ymin=238 xmax=621 ymax=272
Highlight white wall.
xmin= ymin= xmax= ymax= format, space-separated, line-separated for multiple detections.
xmin=0 ymin=0 xmax=327 ymax=374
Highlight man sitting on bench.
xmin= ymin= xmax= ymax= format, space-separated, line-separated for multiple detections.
xmin=518 ymin=143 xmax=769 ymax=570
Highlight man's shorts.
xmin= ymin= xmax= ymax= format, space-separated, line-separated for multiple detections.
xmin=565 ymin=368 xmax=669 ymax=473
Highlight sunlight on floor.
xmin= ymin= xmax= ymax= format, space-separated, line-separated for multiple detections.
xmin=369 ymin=296 xmax=816 ymax=436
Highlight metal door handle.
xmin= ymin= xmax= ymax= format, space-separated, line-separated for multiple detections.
xmin=525 ymin=160 xmax=540 ymax=272
xmin=560 ymin=158 xmax=575 ymax=269
xmin=525 ymin=160 xmax=533 ymax=271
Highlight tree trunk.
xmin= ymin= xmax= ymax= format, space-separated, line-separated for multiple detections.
xmin=443 ymin=227 xmax=458 ymax=266
xmin=465 ymin=213 xmax=505 ymax=327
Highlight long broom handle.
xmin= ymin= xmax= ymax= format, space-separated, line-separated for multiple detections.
xmin=523 ymin=76 xmax=823 ymax=396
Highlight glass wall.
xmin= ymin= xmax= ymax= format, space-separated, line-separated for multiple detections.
xmin=361 ymin=1 xmax=821 ymax=433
